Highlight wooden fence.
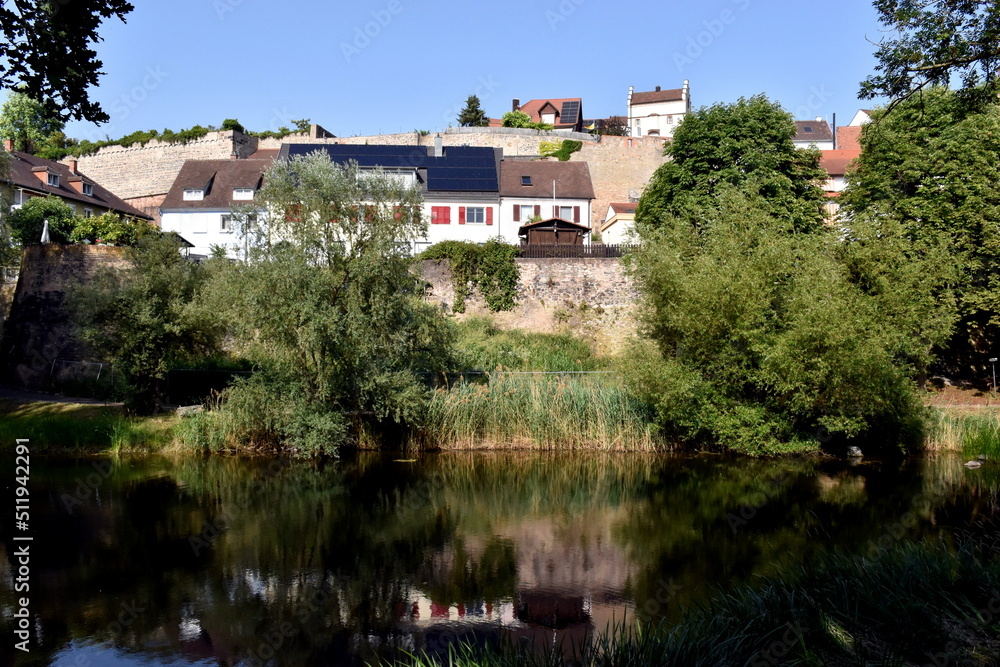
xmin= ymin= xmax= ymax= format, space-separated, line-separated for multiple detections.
xmin=517 ymin=244 xmax=640 ymax=259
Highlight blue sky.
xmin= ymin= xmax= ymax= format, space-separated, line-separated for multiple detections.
xmin=58 ymin=0 xmax=887 ymax=142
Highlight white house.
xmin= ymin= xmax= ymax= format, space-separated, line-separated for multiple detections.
xmin=793 ymin=119 xmax=835 ymax=150
xmin=848 ymin=109 xmax=872 ymax=126
xmin=599 ymin=202 xmax=637 ymax=245
xmin=159 ymin=158 xmax=271 ymax=259
xmin=627 ymin=82 xmax=691 ymax=138
xmin=499 ymin=160 xmax=595 ymax=242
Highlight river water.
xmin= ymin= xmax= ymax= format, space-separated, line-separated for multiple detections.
xmin=1 ymin=452 xmax=997 ymax=666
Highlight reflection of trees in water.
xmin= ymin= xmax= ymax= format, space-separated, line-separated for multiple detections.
xmin=2 ymin=453 xmax=998 ymax=666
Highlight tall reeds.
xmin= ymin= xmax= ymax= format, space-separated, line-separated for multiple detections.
xmin=418 ymin=372 xmax=662 ymax=451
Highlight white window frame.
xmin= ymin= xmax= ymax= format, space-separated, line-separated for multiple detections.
xmin=559 ymin=205 xmax=573 ymax=220
xmin=466 ymin=206 xmax=486 ymax=224
xmin=220 ymin=214 xmax=233 ymax=233
xmin=183 ymin=189 xmax=204 ymax=201
xmin=82 ymin=183 xmax=94 ymax=196
xmin=47 ymin=173 xmax=59 ymax=187
xmin=520 ymin=205 xmax=534 ymax=221
xmin=232 ymin=188 xmax=254 ymax=201
xmin=82 ymin=208 xmax=93 ymax=218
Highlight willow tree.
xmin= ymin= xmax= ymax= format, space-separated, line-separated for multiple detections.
xmin=201 ymin=151 xmax=452 ymax=453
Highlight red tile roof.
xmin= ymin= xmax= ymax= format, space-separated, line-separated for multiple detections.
xmin=4 ymin=151 xmax=152 ymax=219
xmin=794 ymin=120 xmax=834 ymax=143
xmin=820 ymin=149 xmax=861 ymax=176
xmin=607 ymin=202 xmax=637 ymax=215
xmin=499 ymin=161 xmax=595 ymax=199
xmin=836 ymin=126 xmax=862 ymax=151
xmin=517 ymin=98 xmax=582 ymax=127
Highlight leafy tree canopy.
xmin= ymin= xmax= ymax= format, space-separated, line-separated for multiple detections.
xmin=0 ymin=89 xmax=64 ymax=152
xmin=457 ymin=95 xmax=488 ymax=127
xmin=8 ymin=195 xmax=75 ymax=245
xmin=841 ymin=85 xmax=1000 ymax=372
xmin=0 ymin=0 xmax=135 ymax=123
xmin=635 ymin=95 xmax=827 ymax=233
xmin=861 ymin=0 xmax=1000 ymax=106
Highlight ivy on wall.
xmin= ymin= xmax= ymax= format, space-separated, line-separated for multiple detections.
xmin=539 ymin=139 xmax=583 ymax=161
xmin=419 ymin=240 xmax=520 ymax=313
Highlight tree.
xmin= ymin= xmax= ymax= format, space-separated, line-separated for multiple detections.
xmin=457 ymin=95 xmax=489 ymax=127
xmin=595 ymin=116 xmax=629 ymax=136
xmin=627 ymin=190 xmax=945 ymax=454
xmin=0 ymin=89 xmax=64 ymax=152
xmin=841 ymin=86 xmax=1000 ymax=375
xmin=861 ymin=1 xmax=1000 ymax=105
xmin=635 ymin=95 xmax=828 ymax=233
xmin=198 ymin=151 xmax=453 ymax=453
xmin=69 ymin=234 xmax=225 ymax=413
xmin=0 ymin=0 xmax=135 ymax=122
xmin=501 ymin=110 xmax=533 ymax=128
xmin=7 ymin=195 xmax=75 ymax=245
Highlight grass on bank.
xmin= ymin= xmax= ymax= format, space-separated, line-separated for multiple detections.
xmin=383 ymin=540 xmax=1000 ymax=667
xmin=418 ymin=372 xmax=661 ymax=451
xmin=0 ymin=399 xmax=176 ymax=452
xmin=927 ymin=407 xmax=1000 ymax=458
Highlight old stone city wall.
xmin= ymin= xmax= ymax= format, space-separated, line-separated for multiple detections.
xmin=63 ymin=127 xmax=667 ymax=230
xmin=420 ymin=257 xmax=641 ymax=355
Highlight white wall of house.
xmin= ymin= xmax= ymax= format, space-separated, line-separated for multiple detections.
xmin=794 ymin=139 xmax=835 ymax=151
xmin=160 ymin=209 xmax=248 ymax=258
xmin=628 ymin=101 xmax=688 ymax=138
xmin=599 ymin=206 xmax=636 ymax=245
xmin=499 ymin=197 xmax=592 ymax=242
xmin=416 ymin=201 xmax=505 ymax=252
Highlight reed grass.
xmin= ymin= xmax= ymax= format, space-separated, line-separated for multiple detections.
xmin=927 ymin=407 xmax=1000 ymax=457
xmin=382 ymin=540 xmax=1000 ymax=667
xmin=418 ymin=372 xmax=662 ymax=451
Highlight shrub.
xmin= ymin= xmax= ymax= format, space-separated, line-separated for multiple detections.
xmin=418 ymin=240 xmax=520 ymax=312
xmin=8 ymin=196 xmax=75 ymax=244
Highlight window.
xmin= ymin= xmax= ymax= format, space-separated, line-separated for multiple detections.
xmin=233 ymin=188 xmax=254 ymax=201
xmin=802 ymin=126 xmax=814 ymax=133
xmin=559 ymin=206 xmax=573 ymax=220
xmin=47 ymin=173 xmax=59 ymax=187
xmin=465 ymin=207 xmax=486 ymax=223
xmin=521 ymin=176 xmax=532 ymax=186
xmin=82 ymin=183 xmax=94 ymax=196
xmin=183 ymin=189 xmax=204 ymax=201
xmin=221 ymin=214 xmax=233 ymax=233
xmin=520 ymin=205 xmax=534 ymax=221
xmin=82 ymin=208 xmax=93 ymax=218
xmin=541 ymin=112 xmax=556 ymax=125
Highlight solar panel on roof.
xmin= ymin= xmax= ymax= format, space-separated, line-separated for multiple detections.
xmin=561 ymin=101 xmax=580 ymax=125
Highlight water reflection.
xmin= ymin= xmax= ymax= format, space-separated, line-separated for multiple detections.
xmin=1 ymin=452 xmax=998 ymax=665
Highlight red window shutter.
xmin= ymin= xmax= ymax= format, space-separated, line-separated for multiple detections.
xmin=486 ymin=207 xmax=493 ymax=226
xmin=574 ymin=206 xmax=580 ymax=223
xmin=444 ymin=207 xmax=451 ymax=224
xmin=431 ymin=207 xmax=438 ymax=224
xmin=534 ymin=205 xmax=541 ymax=218
xmin=513 ymin=205 xmax=520 ymax=222
xmin=553 ymin=205 xmax=559 ymax=218
xmin=459 ymin=206 xmax=466 ymax=224
xmin=394 ymin=205 xmax=402 ymax=221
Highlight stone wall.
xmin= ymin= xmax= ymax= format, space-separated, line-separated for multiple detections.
xmin=0 ymin=245 xmax=128 ymax=390
xmin=420 ymin=257 xmax=641 ymax=355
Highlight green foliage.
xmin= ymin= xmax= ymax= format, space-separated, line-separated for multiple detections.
xmin=220 ymin=118 xmax=245 ymax=132
xmin=457 ymin=94 xmax=489 ymax=127
xmin=197 ymin=151 xmax=453 ymax=453
xmin=0 ymin=0 xmax=134 ymax=123
xmin=595 ymin=115 xmax=629 ymax=136
xmin=453 ymin=317 xmax=603 ymax=371
xmin=628 ymin=190 xmax=940 ymax=455
xmin=0 ymin=89 xmax=65 ymax=152
xmin=69 ymin=234 xmax=225 ymax=413
xmin=539 ymin=139 xmax=583 ymax=161
xmin=861 ymin=1 xmax=1000 ymax=106
xmin=8 ymin=196 xmax=76 ymax=244
xmin=67 ymin=124 xmax=213 ymax=157
xmin=500 ymin=111 xmax=553 ymax=130
xmin=0 ymin=404 xmax=170 ymax=452
xmin=69 ymin=212 xmax=155 ymax=246
xmin=635 ymin=94 xmax=827 ymax=233
xmin=841 ymin=87 xmax=1000 ymax=374
xmin=418 ymin=240 xmax=520 ymax=312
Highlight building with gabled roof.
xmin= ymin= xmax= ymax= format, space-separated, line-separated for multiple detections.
xmin=512 ymin=98 xmax=584 ymax=132
xmin=627 ymin=82 xmax=691 ymax=138
xmin=2 ymin=142 xmax=152 ymax=221
xmin=794 ymin=119 xmax=835 ymax=150
xmin=599 ymin=202 xmax=637 ymax=245
xmin=500 ymin=160 xmax=595 ymax=236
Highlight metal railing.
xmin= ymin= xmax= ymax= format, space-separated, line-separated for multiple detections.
xmin=518 ymin=244 xmax=640 ymax=259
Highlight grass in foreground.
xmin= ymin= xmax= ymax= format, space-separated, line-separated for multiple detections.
xmin=0 ymin=399 xmax=176 ymax=452
xmin=418 ymin=372 xmax=662 ymax=451
xmin=383 ymin=540 xmax=1000 ymax=667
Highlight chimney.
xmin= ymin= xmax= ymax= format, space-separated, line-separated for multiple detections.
xmin=68 ymin=176 xmax=85 ymax=194
xmin=512 ymin=98 xmax=520 ymax=112
xmin=69 ymin=159 xmax=78 ymax=174
xmin=31 ymin=166 xmax=49 ymax=185
xmin=3 ymin=138 xmax=12 ymax=152
xmin=655 ymin=85 xmax=661 ymax=92
xmin=434 ymin=134 xmax=443 ymax=158
xmin=816 ymin=116 xmax=823 ymax=122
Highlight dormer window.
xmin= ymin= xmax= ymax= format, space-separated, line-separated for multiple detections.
xmin=802 ymin=126 xmax=814 ymax=133
xmin=82 ymin=183 xmax=93 ymax=196
xmin=47 ymin=173 xmax=59 ymax=187
xmin=233 ymin=187 xmax=254 ymax=201
xmin=521 ymin=176 xmax=532 ymax=186
xmin=183 ymin=189 xmax=204 ymax=201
